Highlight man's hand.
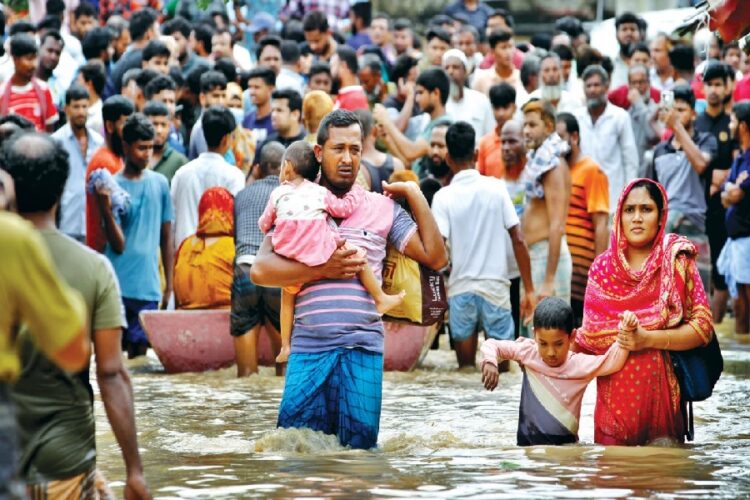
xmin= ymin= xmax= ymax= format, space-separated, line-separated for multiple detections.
xmin=382 ymin=180 xmax=419 ymax=199
xmin=95 ymin=184 xmax=113 ymax=211
xmin=628 ymin=88 xmax=642 ymax=106
xmin=618 ymin=310 xmax=639 ymax=332
xmin=160 ymin=287 xmax=172 ymax=310
xmin=124 ymin=472 xmax=151 ymax=500
xmin=661 ymin=107 xmax=680 ymax=130
xmin=520 ymin=291 xmax=536 ymax=326
xmin=318 ymin=243 xmax=367 ymax=280
xmin=372 ymin=103 xmax=391 ymax=126
xmin=397 ymin=77 xmax=415 ymax=100
xmin=482 ymin=363 xmax=500 ymax=391
xmin=537 ymin=281 xmax=555 ymax=301
xmin=722 ymin=182 xmax=745 ymax=207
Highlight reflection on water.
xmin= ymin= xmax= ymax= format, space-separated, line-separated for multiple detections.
xmin=95 ymin=323 xmax=750 ymax=498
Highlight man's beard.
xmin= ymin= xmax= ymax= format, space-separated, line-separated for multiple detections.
xmin=540 ymin=83 xmax=562 ymax=101
xmin=331 ymin=76 xmax=341 ymax=95
xmin=450 ymin=81 xmax=463 ymax=101
xmin=154 ymin=141 xmax=166 ymax=152
xmin=424 ymin=155 xmax=450 ymax=178
xmin=586 ymin=95 xmax=607 ymax=110
xmin=619 ymin=41 xmax=633 ymax=57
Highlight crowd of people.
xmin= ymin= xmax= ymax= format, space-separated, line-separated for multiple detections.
xmin=0 ymin=0 xmax=747 ymax=496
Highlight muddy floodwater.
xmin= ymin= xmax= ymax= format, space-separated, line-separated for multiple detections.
xmin=94 ymin=322 xmax=750 ymax=499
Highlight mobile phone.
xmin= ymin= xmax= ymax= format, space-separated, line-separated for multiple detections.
xmin=661 ymin=90 xmax=674 ymax=109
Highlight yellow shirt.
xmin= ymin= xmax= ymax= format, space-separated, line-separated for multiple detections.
xmin=0 ymin=212 xmax=86 ymax=381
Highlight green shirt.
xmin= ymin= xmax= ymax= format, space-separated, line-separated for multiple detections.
xmin=11 ymin=230 xmax=125 ymax=482
xmin=152 ymin=146 xmax=188 ymax=183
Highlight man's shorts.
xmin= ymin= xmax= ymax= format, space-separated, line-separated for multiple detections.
xmin=230 ymin=263 xmax=281 ymax=337
xmin=122 ymin=298 xmax=158 ymax=346
xmin=448 ymin=292 xmax=514 ymax=342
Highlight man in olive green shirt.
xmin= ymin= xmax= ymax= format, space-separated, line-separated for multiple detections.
xmin=145 ymin=100 xmax=188 ymax=183
xmin=5 ymin=133 xmax=150 ymax=499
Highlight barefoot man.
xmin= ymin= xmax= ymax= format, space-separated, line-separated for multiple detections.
xmin=251 ymin=109 xmax=447 ymax=449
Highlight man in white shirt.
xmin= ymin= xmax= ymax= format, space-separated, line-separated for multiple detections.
xmin=431 ymin=121 xmax=535 ymax=368
xmin=527 ymin=53 xmax=581 ymax=114
xmin=472 ymin=28 xmax=527 ymax=107
xmin=171 ymin=106 xmax=245 ymax=248
xmin=574 ymin=65 xmax=639 ymax=212
xmin=442 ymin=49 xmax=494 ymax=140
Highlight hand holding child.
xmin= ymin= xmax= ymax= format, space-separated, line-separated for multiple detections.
xmin=482 ymin=363 xmax=500 ymax=391
xmin=618 ymin=310 xmax=639 ymax=333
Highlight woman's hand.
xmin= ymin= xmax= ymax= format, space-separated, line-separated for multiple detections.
xmin=617 ymin=324 xmax=652 ymax=352
xmin=482 ymin=363 xmax=500 ymax=391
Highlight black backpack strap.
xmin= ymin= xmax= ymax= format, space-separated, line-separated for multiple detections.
xmin=681 ymin=399 xmax=694 ymax=442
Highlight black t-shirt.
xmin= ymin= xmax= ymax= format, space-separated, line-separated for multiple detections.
xmin=695 ymin=110 xmax=737 ymax=210
xmin=253 ymin=128 xmax=307 ymax=166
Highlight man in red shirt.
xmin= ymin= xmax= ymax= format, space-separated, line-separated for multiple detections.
xmin=85 ymin=96 xmax=134 ymax=251
xmin=331 ymin=46 xmax=368 ymax=111
xmin=0 ymin=33 xmax=58 ymax=132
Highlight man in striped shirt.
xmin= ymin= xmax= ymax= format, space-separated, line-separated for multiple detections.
xmin=251 ymin=109 xmax=448 ymax=449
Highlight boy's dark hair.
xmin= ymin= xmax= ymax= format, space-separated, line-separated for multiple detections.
xmin=281 ymin=39 xmax=300 ymax=65
xmin=426 ymin=27 xmax=451 ymax=46
xmin=202 ymin=106 xmax=235 ymax=148
xmin=628 ymin=42 xmax=650 ymax=58
xmin=129 ymin=8 xmax=157 ymax=42
xmin=733 ymin=101 xmax=750 ymax=132
xmin=0 ymin=115 xmax=35 ymax=130
xmin=703 ymin=61 xmax=729 ymax=85
xmin=393 ymin=18 xmax=412 ymax=31
xmin=556 ymin=111 xmax=580 ymax=137
xmin=669 ymin=44 xmax=695 ymax=73
xmin=488 ymin=28 xmax=513 ymax=49
xmin=142 ymin=39 xmax=170 ymax=61
xmin=144 ymin=75 xmax=176 ymax=100
xmin=169 ymin=66 xmax=185 ymax=87
xmin=10 ymin=33 xmax=38 ymax=58
xmin=102 ymin=95 xmax=134 ymax=123
xmin=551 ymin=44 xmax=574 ymax=62
xmin=284 ymin=140 xmax=319 ymax=182
xmin=391 ymin=54 xmax=417 ymax=83
xmin=200 ymin=70 xmax=228 ymax=94
xmin=65 ymin=84 xmax=89 ymax=105
xmin=82 ymin=26 xmax=112 ymax=60
xmin=272 ymin=88 xmax=302 ymax=114
xmin=73 ymin=1 xmax=97 ymax=19
xmin=37 ymin=15 xmax=62 ymax=33
xmin=554 ymin=16 xmax=581 ymax=38
xmin=258 ymin=141 xmax=285 ymax=177
xmin=309 ymin=61 xmax=331 ymax=79
xmin=46 ymin=0 xmax=66 ymax=16
xmin=192 ymin=23 xmax=215 ymax=54
xmin=722 ymin=40 xmax=740 ymax=58
xmin=247 ymin=66 xmax=276 ymax=87
xmin=214 ymin=57 xmax=237 ymax=84
xmin=9 ymin=22 xmax=36 ymax=37
xmin=135 ymin=69 xmax=159 ymax=91
xmin=615 ymin=11 xmax=640 ymax=30
xmin=281 ymin=19 xmax=305 ymax=43
xmin=186 ymin=63 xmax=211 ymax=95
xmin=445 ymin=121 xmax=475 ymax=164
xmin=489 ymin=8 xmax=514 ymax=29
xmin=351 ymin=1 xmax=372 ymax=28
xmin=489 ymin=82 xmax=516 ymax=108
xmin=673 ymin=83 xmax=696 ymax=108
xmin=336 ymin=45 xmax=358 ymax=74
xmin=122 ymin=112 xmax=155 ymax=144
xmin=302 ymin=10 xmax=328 ymax=33
xmin=143 ymin=100 xmax=170 ymax=117
xmin=2 ymin=133 xmax=69 ymax=213
xmin=416 ymin=68 xmax=450 ymax=106
xmin=533 ymin=297 xmax=575 ymax=335
xmin=162 ymin=16 xmax=191 ymax=38
xmin=122 ymin=67 xmax=143 ymax=88
xmin=317 ymin=109 xmax=363 ymax=146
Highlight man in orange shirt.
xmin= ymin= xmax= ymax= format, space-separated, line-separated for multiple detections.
xmin=85 ymin=96 xmax=134 ymax=251
xmin=477 ymin=82 xmax=516 ymax=178
xmin=556 ymin=112 xmax=610 ymax=325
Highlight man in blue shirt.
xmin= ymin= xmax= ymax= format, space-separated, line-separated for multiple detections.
xmin=442 ymin=0 xmax=494 ymax=35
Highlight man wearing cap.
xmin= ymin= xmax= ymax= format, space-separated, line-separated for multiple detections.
xmin=246 ymin=12 xmax=277 ymax=60
xmin=443 ymin=49 xmax=494 ymax=140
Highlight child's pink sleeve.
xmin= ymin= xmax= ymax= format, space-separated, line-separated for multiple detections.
xmin=573 ymin=342 xmax=629 ymax=379
xmin=323 ymin=185 xmax=364 ymax=218
xmin=258 ymin=196 xmax=277 ymax=234
xmin=480 ymin=338 xmax=531 ymax=368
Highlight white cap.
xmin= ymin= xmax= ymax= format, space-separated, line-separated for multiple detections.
xmin=442 ymin=48 xmax=469 ymax=69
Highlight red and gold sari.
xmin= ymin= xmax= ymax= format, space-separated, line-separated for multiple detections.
xmin=576 ymin=179 xmax=712 ymax=445
xmin=174 ymin=187 xmax=236 ymax=310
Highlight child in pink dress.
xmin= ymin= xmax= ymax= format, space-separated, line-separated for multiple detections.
xmin=480 ymin=297 xmax=633 ymax=446
xmin=258 ymin=141 xmax=405 ymax=362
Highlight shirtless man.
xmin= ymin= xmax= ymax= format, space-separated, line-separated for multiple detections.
xmin=519 ymin=100 xmax=572 ymax=335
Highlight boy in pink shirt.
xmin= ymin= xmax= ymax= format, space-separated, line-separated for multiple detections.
xmin=481 ymin=297 xmax=632 ymax=446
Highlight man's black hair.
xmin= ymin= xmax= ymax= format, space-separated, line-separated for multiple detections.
xmin=0 ymin=115 xmax=35 ymax=130
xmin=673 ymin=83 xmax=696 ymax=108
xmin=46 ymin=0 xmax=66 ymax=16
xmin=200 ymin=70 xmax=228 ymax=94
xmin=258 ymin=141 xmax=285 ymax=177
xmin=429 ymin=14 xmax=453 ymax=28
xmin=65 ymin=84 xmax=89 ymax=105
xmin=73 ymin=1 xmax=97 ymax=19
xmin=722 ymin=40 xmax=740 ymax=58
xmin=283 ymin=140 xmax=319 ymax=182
xmin=39 ymin=29 xmax=63 ymax=47
xmin=143 ymin=100 xmax=170 ymax=117
xmin=9 ymin=21 xmax=36 ymax=37
xmin=80 ymin=61 xmax=107 ymax=97
xmin=420 ymin=177 xmax=442 ymax=206
xmin=303 ymin=10 xmax=328 ymax=33
xmin=393 ymin=18 xmax=412 ymax=31
xmin=122 ymin=67 xmax=143 ymax=88
xmin=669 ymin=45 xmax=696 ymax=73
xmin=214 ymin=57 xmax=237 ymax=84
xmin=142 ymin=39 xmax=170 ymax=61
xmin=202 ymin=106 xmax=236 ymax=148
xmin=135 ymin=69 xmax=159 ymax=91
xmin=317 ymin=108 xmax=363 ymax=146
xmin=82 ymin=26 xmax=112 ymax=59
xmin=551 ymin=44 xmax=574 ymax=62
xmin=628 ymin=42 xmax=650 ymax=58
xmin=733 ymin=101 xmax=750 ymax=132
xmin=531 ymin=34 xmax=552 ymax=52
xmin=37 ymin=15 xmax=62 ymax=33
xmin=351 ymin=1 xmax=372 ymax=29
xmin=256 ymin=34 xmax=281 ymax=61
xmin=102 ymin=95 xmax=135 ymax=123
xmin=336 ymin=45 xmax=358 ymax=74
xmin=272 ymin=88 xmax=302 ymax=113
xmin=533 ymin=297 xmax=575 ymax=335
xmin=554 ymin=16 xmax=581 ymax=38
xmin=186 ymin=63 xmax=211 ymax=95
xmin=169 ymin=66 xmax=185 ymax=87
xmin=2 ymin=133 xmax=69 ymax=213
xmin=144 ymin=75 xmax=176 ymax=100
xmin=446 ymin=121 xmax=475 ymax=164
xmin=416 ymin=68 xmax=450 ymax=106
xmin=489 ymin=8 xmax=514 ymax=29
xmin=162 ymin=16 xmax=191 ymax=38
xmin=426 ymin=27 xmax=451 ymax=46
xmin=281 ymin=39 xmax=300 ymax=65
xmin=247 ymin=66 xmax=276 ymax=87
xmin=615 ymin=11 xmax=641 ymax=30
xmin=488 ymin=28 xmax=513 ymax=49
xmin=724 ymin=63 xmax=737 ymax=82
xmin=10 ymin=33 xmax=38 ymax=58
xmin=489 ymin=82 xmax=516 ymax=108
xmin=360 ymin=54 xmax=381 ymax=75
xmin=122 ymin=112 xmax=155 ymax=144
xmin=309 ymin=61 xmax=331 ymax=79
xmin=192 ymin=23 xmax=215 ymax=54
xmin=129 ymin=8 xmax=158 ymax=42
xmin=391 ymin=54 xmax=417 ymax=83
xmin=281 ymin=19 xmax=305 ymax=43
xmin=703 ymin=61 xmax=729 ymax=85
xmin=556 ymin=111 xmax=579 ymax=136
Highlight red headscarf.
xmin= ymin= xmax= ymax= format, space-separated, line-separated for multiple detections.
xmin=196 ymin=187 xmax=234 ymax=238
xmin=575 ymin=178 xmax=710 ymax=354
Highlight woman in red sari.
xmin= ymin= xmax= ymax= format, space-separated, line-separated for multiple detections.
xmin=576 ymin=179 xmax=713 ymax=445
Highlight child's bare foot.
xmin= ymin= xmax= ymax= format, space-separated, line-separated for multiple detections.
xmin=276 ymin=345 xmax=290 ymax=363
xmin=375 ymin=290 xmax=406 ymax=315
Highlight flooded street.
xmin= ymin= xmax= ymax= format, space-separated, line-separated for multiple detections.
xmin=94 ymin=323 xmax=750 ymax=499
